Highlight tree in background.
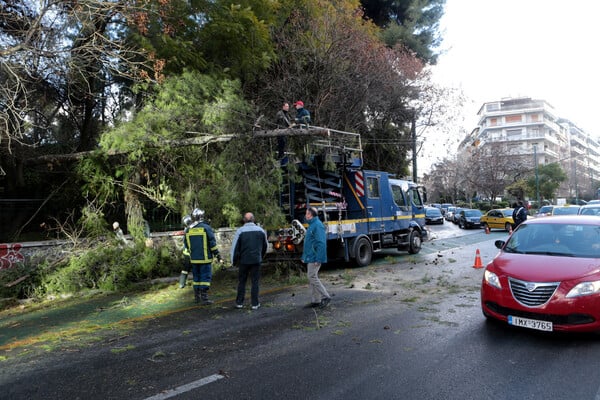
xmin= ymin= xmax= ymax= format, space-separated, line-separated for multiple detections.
xmin=525 ymin=163 xmax=567 ymax=204
xmin=360 ymin=0 xmax=445 ymax=64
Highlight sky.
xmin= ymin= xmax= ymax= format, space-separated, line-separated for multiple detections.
xmin=421 ymin=0 xmax=600 ymax=172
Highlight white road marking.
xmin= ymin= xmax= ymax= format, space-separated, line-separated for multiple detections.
xmin=143 ymin=374 xmax=225 ymax=400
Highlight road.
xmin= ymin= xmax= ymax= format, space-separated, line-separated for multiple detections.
xmin=3 ymin=222 xmax=600 ymax=400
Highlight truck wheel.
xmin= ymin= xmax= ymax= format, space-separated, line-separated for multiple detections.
xmin=407 ymin=230 xmax=422 ymax=254
xmin=354 ymin=237 xmax=373 ymax=267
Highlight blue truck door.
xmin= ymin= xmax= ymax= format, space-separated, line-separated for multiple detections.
xmin=389 ymin=179 xmax=411 ymax=230
xmin=365 ymin=173 xmax=384 ymax=233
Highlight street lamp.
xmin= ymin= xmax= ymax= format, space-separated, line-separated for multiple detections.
xmin=533 ymin=144 xmax=540 ymax=207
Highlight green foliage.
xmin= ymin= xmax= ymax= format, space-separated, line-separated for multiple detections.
xmin=199 ymin=0 xmax=277 ymax=82
xmin=0 ymin=262 xmax=41 ymax=300
xmin=218 ymin=136 xmax=286 ymax=229
xmin=363 ymin=0 xmax=445 ymax=64
xmin=79 ymin=205 xmax=109 ymax=239
xmin=39 ymin=241 xmax=178 ymax=295
xmin=525 ymin=162 xmax=567 ymax=202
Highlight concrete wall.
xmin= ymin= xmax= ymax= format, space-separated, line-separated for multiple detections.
xmin=0 ymin=228 xmax=238 ymax=270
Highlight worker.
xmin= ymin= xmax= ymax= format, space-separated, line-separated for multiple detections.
xmin=183 ymin=208 xmax=222 ymax=304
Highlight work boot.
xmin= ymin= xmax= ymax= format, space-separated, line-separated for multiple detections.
xmin=200 ymin=287 xmax=213 ymax=305
xmin=178 ymin=271 xmax=188 ymax=289
xmin=193 ymin=286 xmax=201 ymax=304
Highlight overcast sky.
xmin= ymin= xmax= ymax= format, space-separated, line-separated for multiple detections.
xmin=421 ymin=0 xmax=600 ymax=173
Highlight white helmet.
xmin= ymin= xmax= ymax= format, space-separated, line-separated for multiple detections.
xmin=182 ymin=215 xmax=192 ymax=227
xmin=191 ymin=208 xmax=205 ymax=221
xmin=112 ymin=222 xmax=120 ymax=230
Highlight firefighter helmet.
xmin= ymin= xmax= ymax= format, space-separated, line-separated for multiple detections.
xmin=191 ymin=208 xmax=205 ymax=221
xmin=182 ymin=215 xmax=192 ymax=227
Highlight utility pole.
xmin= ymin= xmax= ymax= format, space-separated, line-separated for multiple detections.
xmin=411 ymin=111 xmax=417 ymax=183
xmin=533 ymin=144 xmax=540 ymax=207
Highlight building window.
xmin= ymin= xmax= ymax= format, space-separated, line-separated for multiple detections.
xmin=531 ymin=114 xmax=539 ymax=122
xmin=487 ymin=103 xmax=500 ymax=112
xmin=490 ymin=118 xmax=497 ymax=126
xmin=505 ymin=114 xmax=522 ymax=123
xmin=507 ymin=129 xmax=521 ymax=137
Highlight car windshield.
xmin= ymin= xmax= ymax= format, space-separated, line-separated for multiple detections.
xmin=426 ymin=208 xmax=441 ymax=216
xmin=538 ymin=206 xmax=552 ymax=213
xmin=504 ymin=223 xmax=600 ymax=258
xmin=502 ymin=209 xmax=513 ymax=217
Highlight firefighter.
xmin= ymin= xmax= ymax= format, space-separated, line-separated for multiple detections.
xmin=178 ymin=215 xmax=193 ymax=289
xmin=183 ymin=208 xmax=222 ymax=304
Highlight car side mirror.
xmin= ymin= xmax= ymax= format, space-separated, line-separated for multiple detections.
xmin=495 ymin=240 xmax=505 ymax=249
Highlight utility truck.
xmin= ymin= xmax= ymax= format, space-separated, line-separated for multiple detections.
xmin=267 ymin=128 xmax=428 ymax=267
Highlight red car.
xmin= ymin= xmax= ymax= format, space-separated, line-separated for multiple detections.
xmin=481 ymin=216 xmax=600 ymax=333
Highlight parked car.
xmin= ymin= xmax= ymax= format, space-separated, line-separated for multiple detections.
xmin=452 ymin=207 xmax=467 ymax=224
xmin=445 ymin=206 xmax=457 ymax=221
xmin=534 ymin=205 xmax=554 ymax=218
xmin=480 ymin=208 xmax=514 ymax=231
xmin=551 ymin=204 xmax=581 ymax=216
xmin=457 ymin=208 xmax=483 ymax=229
xmin=424 ymin=207 xmax=444 ymax=225
xmin=587 ymin=200 xmax=600 ymax=205
xmin=440 ymin=203 xmax=453 ymax=215
xmin=578 ymin=204 xmax=600 ymax=216
xmin=481 ymin=216 xmax=600 ymax=332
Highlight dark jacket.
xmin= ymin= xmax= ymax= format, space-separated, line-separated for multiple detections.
xmin=184 ymin=222 xmax=219 ymax=264
xmin=276 ymin=109 xmax=292 ymax=128
xmin=512 ymin=206 xmax=527 ymax=226
xmin=295 ymin=107 xmax=311 ymax=124
xmin=301 ymin=217 xmax=327 ymax=263
xmin=230 ymin=222 xmax=268 ymax=266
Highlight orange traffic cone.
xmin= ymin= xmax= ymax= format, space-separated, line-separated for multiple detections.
xmin=473 ymin=249 xmax=483 ymax=269
xmin=485 ymin=225 xmax=490 ymax=234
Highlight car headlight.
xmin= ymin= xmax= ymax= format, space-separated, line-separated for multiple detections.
xmin=566 ymin=281 xmax=600 ymax=298
xmin=484 ymin=270 xmax=501 ymax=289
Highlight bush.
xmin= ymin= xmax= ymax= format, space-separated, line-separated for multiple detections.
xmin=38 ymin=240 xmax=180 ymax=296
xmin=0 ymin=261 xmax=41 ymax=300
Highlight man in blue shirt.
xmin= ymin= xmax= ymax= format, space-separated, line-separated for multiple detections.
xmin=301 ymin=207 xmax=330 ymax=308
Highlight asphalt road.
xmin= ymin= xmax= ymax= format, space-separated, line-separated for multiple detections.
xmin=4 ymin=222 xmax=600 ymax=400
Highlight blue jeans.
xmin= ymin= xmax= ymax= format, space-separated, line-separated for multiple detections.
xmin=236 ymin=263 xmax=261 ymax=306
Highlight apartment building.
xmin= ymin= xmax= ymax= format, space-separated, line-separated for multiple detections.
xmin=463 ymin=97 xmax=600 ymax=200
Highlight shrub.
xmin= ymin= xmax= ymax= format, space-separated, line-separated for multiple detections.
xmin=38 ymin=240 xmax=180 ymax=296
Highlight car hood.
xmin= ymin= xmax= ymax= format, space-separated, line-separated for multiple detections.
xmin=490 ymin=252 xmax=600 ymax=282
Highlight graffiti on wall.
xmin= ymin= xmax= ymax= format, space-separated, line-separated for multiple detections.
xmin=0 ymin=243 xmax=24 ymax=270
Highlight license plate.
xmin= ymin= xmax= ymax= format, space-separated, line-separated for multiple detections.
xmin=508 ymin=315 xmax=553 ymax=332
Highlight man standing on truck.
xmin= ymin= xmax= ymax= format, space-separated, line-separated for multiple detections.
xmin=275 ymin=102 xmax=292 ymax=161
xmin=293 ymin=100 xmax=311 ymax=125
xmin=301 ymin=207 xmax=331 ymax=309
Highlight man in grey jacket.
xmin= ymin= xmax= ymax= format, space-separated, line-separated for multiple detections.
xmin=230 ymin=212 xmax=268 ymax=310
